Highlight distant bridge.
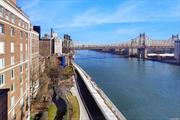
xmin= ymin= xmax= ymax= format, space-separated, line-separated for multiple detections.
xmin=73 ymin=33 xmax=179 ymax=59
xmin=74 ymin=33 xmax=178 ymax=49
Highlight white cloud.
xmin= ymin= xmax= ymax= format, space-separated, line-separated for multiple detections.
xmin=55 ymin=0 xmax=180 ymax=29
xmin=22 ymin=0 xmax=40 ymax=10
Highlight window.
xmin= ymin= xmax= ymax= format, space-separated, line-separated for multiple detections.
xmin=5 ymin=10 xmax=9 ymax=20
xmin=20 ymin=74 xmax=23 ymax=83
xmin=0 ymin=74 xmax=5 ymax=86
xmin=20 ymin=31 xmax=23 ymax=38
xmin=20 ymin=43 xmax=23 ymax=51
xmin=11 ymin=42 xmax=14 ymax=53
xmin=26 ymin=71 xmax=28 ymax=81
xmin=25 ymin=24 xmax=28 ymax=30
xmin=26 ymin=52 xmax=28 ymax=60
xmin=25 ymin=63 xmax=27 ymax=69
xmin=20 ymin=54 xmax=23 ymax=62
xmin=11 ymin=56 xmax=14 ymax=65
xmin=20 ymin=65 xmax=23 ymax=73
xmin=22 ymin=21 xmax=24 ymax=28
xmin=11 ymin=96 xmax=15 ymax=108
xmin=25 ymin=33 xmax=28 ymax=40
xmin=18 ymin=19 xmax=21 ymax=26
xmin=20 ymin=87 xmax=23 ymax=97
xmin=0 ymin=42 xmax=5 ymax=54
xmin=10 ymin=27 xmax=14 ymax=36
xmin=11 ymin=69 xmax=14 ymax=79
xmin=0 ymin=24 xmax=4 ymax=33
xmin=11 ymin=14 xmax=15 ymax=23
xmin=0 ymin=6 xmax=3 ymax=17
xmin=0 ymin=58 xmax=5 ymax=69
xmin=25 ymin=44 xmax=27 ymax=51
xmin=11 ymin=83 xmax=15 ymax=92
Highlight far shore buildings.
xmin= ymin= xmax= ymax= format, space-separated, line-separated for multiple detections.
xmin=174 ymin=35 xmax=180 ymax=62
xmin=0 ymin=0 xmax=31 ymax=119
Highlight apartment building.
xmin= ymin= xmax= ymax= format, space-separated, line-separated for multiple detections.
xmin=52 ymin=32 xmax=63 ymax=56
xmin=0 ymin=0 xmax=30 ymax=120
xmin=39 ymin=34 xmax=51 ymax=57
xmin=30 ymin=29 xmax=39 ymax=98
xmin=62 ymin=34 xmax=73 ymax=53
xmin=40 ymin=31 xmax=63 ymax=57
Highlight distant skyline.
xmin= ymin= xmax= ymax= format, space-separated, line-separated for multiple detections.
xmin=17 ymin=0 xmax=180 ymax=45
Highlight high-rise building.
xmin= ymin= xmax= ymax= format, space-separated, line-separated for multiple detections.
xmin=0 ymin=0 xmax=31 ymax=119
xmin=174 ymin=35 xmax=180 ymax=61
xmin=52 ymin=32 xmax=62 ymax=56
xmin=33 ymin=26 xmax=41 ymax=40
xmin=63 ymin=34 xmax=73 ymax=53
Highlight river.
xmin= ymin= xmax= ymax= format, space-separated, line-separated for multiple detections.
xmin=74 ymin=50 xmax=180 ymax=120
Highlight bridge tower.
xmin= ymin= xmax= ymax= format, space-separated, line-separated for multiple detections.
xmin=174 ymin=34 xmax=180 ymax=62
xmin=137 ymin=33 xmax=147 ymax=59
xmin=129 ymin=39 xmax=137 ymax=57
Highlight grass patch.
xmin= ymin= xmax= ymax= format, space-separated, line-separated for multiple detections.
xmin=62 ymin=66 xmax=74 ymax=79
xmin=67 ymin=95 xmax=80 ymax=120
xmin=30 ymin=114 xmax=33 ymax=120
xmin=48 ymin=103 xmax=57 ymax=120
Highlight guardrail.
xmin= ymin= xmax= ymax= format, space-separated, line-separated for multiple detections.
xmin=73 ymin=62 xmax=126 ymax=120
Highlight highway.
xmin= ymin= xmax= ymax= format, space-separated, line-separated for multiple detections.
xmin=74 ymin=69 xmax=106 ymax=120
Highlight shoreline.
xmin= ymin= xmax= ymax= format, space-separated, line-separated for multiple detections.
xmin=95 ymin=50 xmax=180 ymax=66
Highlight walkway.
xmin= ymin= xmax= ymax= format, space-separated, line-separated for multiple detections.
xmin=70 ymin=76 xmax=89 ymax=120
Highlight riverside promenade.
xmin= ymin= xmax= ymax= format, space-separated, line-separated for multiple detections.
xmin=73 ymin=62 xmax=126 ymax=120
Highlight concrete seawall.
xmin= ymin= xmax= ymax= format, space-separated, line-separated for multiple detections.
xmin=73 ymin=62 xmax=127 ymax=120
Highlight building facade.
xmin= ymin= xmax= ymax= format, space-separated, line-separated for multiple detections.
xmin=30 ymin=29 xmax=39 ymax=98
xmin=52 ymin=32 xmax=62 ymax=56
xmin=174 ymin=35 xmax=180 ymax=61
xmin=40 ymin=31 xmax=63 ymax=57
xmin=0 ymin=0 xmax=30 ymax=119
xmin=39 ymin=34 xmax=51 ymax=57
xmin=62 ymin=34 xmax=73 ymax=53
xmin=33 ymin=26 xmax=41 ymax=40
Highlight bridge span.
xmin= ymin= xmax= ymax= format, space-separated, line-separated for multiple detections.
xmin=73 ymin=33 xmax=179 ymax=59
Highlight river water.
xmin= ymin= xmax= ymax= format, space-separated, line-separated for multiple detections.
xmin=74 ymin=50 xmax=180 ymax=120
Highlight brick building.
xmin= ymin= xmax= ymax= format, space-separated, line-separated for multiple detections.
xmin=40 ymin=31 xmax=63 ymax=57
xmin=0 ymin=0 xmax=30 ymax=119
xmin=39 ymin=34 xmax=51 ymax=57
xmin=30 ymin=29 xmax=39 ymax=98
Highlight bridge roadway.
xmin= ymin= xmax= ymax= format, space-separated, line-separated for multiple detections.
xmin=73 ymin=62 xmax=126 ymax=120
xmin=74 ymin=45 xmax=174 ymax=50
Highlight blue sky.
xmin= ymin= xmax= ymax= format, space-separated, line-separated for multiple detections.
xmin=17 ymin=0 xmax=180 ymax=45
